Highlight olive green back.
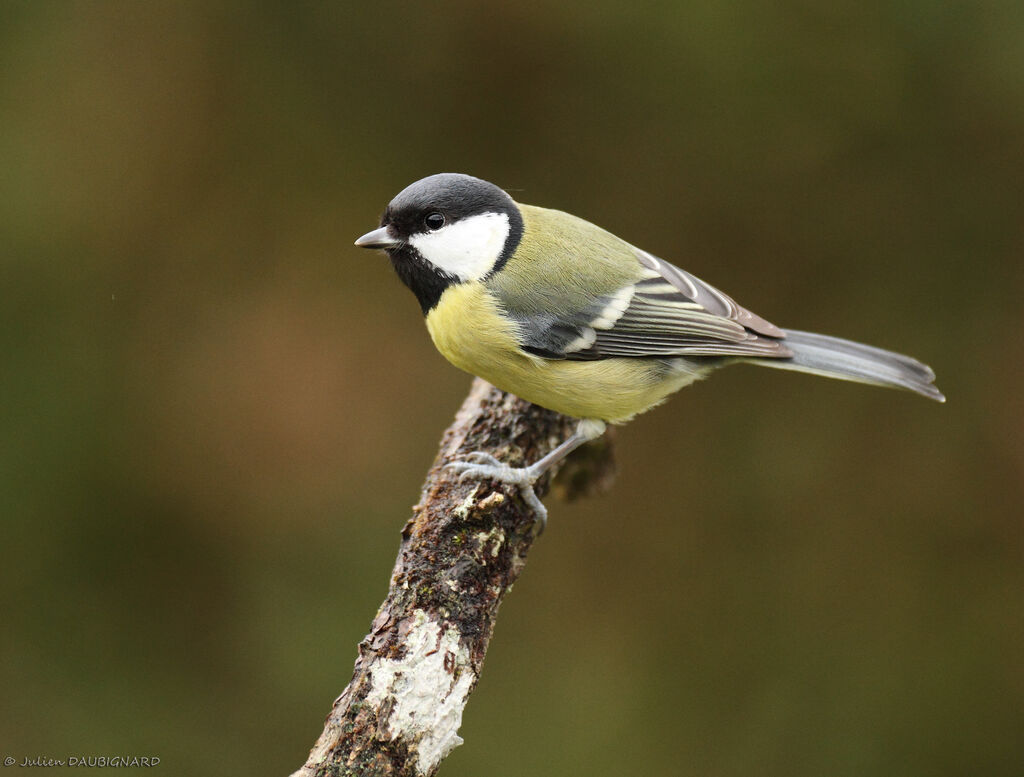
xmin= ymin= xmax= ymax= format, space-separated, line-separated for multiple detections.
xmin=485 ymin=204 xmax=644 ymax=315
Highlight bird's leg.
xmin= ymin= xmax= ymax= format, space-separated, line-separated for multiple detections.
xmin=446 ymin=419 xmax=606 ymax=531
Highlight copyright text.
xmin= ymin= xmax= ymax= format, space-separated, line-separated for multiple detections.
xmin=3 ymin=756 xmax=160 ymax=768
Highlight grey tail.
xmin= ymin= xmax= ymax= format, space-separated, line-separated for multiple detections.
xmin=749 ymin=329 xmax=945 ymax=402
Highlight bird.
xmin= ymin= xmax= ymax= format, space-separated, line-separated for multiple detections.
xmin=355 ymin=173 xmax=943 ymax=526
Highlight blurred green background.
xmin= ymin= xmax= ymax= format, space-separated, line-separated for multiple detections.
xmin=2 ymin=1 xmax=1022 ymax=774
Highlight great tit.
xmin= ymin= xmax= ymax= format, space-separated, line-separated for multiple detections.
xmin=355 ymin=173 xmax=943 ymax=524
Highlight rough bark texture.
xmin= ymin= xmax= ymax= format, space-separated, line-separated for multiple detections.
xmin=292 ymin=378 xmax=614 ymax=777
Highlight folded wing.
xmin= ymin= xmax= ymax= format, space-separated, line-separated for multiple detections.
xmin=511 ymin=248 xmax=792 ymax=361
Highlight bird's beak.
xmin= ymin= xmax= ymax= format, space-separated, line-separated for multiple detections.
xmin=354 ymin=226 xmax=401 ymax=250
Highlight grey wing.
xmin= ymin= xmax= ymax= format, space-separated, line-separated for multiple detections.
xmin=512 ymin=248 xmax=793 ymax=361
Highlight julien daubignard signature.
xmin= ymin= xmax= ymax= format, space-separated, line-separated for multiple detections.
xmin=4 ymin=755 xmax=160 ymax=768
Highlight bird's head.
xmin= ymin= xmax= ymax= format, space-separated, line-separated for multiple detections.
xmin=355 ymin=173 xmax=524 ymax=312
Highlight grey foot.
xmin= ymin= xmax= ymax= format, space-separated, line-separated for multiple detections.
xmin=446 ymin=453 xmax=549 ymax=530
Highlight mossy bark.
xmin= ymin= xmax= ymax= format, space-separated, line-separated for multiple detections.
xmin=292 ymin=378 xmax=614 ymax=777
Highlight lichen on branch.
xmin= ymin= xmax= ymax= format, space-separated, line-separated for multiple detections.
xmin=292 ymin=378 xmax=614 ymax=777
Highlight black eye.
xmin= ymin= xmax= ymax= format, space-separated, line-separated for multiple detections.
xmin=423 ymin=212 xmax=445 ymax=231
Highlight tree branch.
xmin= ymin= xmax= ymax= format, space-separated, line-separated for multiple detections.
xmin=292 ymin=378 xmax=615 ymax=777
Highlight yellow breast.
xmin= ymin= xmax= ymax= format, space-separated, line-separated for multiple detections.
xmin=425 ymin=283 xmax=702 ymax=422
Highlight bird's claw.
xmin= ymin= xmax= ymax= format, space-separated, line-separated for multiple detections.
xmin=446 ymin=459 xmax=512 ymax=482
xmin=518 ymin=487 xmax=548 ymax=533
xmin=444 ymin=455 xmax=548 ymax=533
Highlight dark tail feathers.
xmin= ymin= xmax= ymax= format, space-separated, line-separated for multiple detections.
xmin=751 ymin=329 xmax=945 ymax=402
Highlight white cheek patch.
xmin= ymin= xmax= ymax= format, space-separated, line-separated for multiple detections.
xmin=409 ymin=212 xmax=510 ymax=281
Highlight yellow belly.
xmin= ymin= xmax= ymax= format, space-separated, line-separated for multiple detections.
xmin=425 ymin=283 xmax=701 ymax=422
